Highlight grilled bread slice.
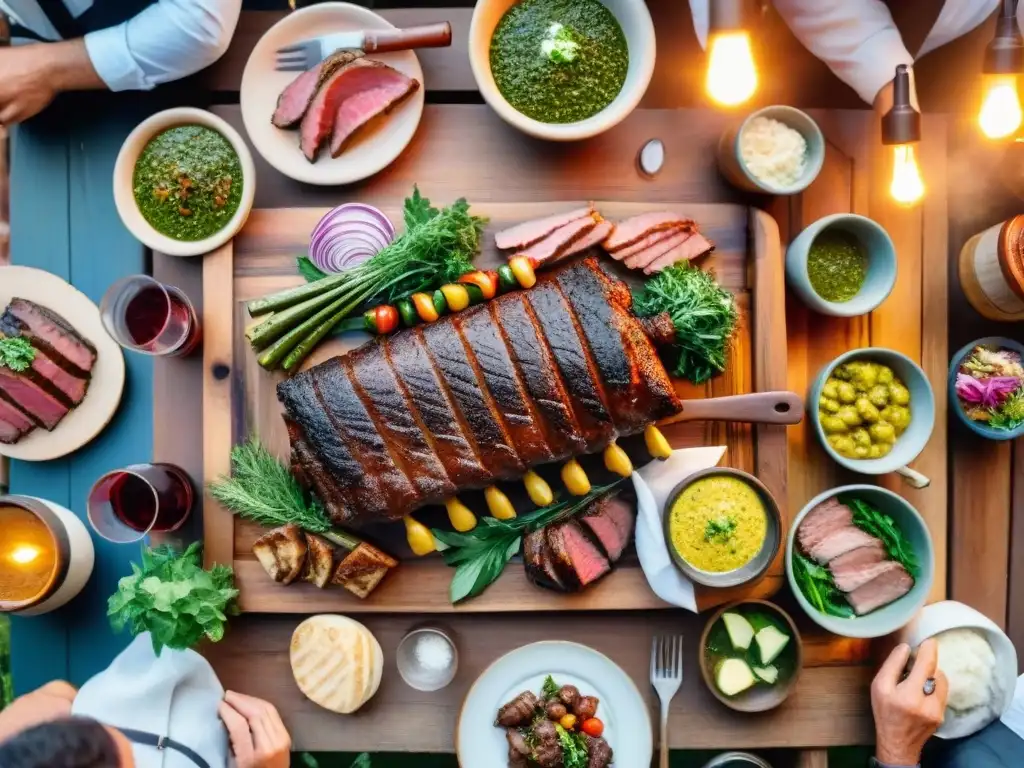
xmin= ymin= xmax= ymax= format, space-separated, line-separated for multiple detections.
xmin=252 ymin=524 xmax=307 ymax=585
xmin=290 ymin=615 xmax=383 ymax=714
xmin=301 ymin=533 xmax=335 ymax=588
xmin=332 ymin=542 xmax=399 ymax=599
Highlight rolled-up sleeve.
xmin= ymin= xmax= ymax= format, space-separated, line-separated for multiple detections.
xmin=83 ymin=0 xmax=242 ymax=92
xmin=773 ymin=0 xmax=913 ymax=105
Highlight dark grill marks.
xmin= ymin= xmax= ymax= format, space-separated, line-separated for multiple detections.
xmin=287 ymin=422 xmax=357 ymax=525
xmin=312 ymin=360 xmax=421 ymax=520
xmin=421 ymin=320 xmax=524 ymax=480
xmin=455 ymin=304 xmax=554 ymax=466
xmin=491 ymin=293 xmax=586 ymax=459
xmin=346 ymin=341 xmax=455 ymax=503
xmin=386 ymin=330 xmax=492 ymax=488
xmin=526 ymin=281 xmax=615 ymax=448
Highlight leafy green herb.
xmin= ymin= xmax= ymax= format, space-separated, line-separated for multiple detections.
xmin=297 ymin=256 xmax=328 ymax=283
xmin=542 ymin=674 xmax=560 ymax=700
xmin=792 ymin=552 xmax=853 ymax=618
xmin=989 ymin=388 xmax=1024 ymax=430
xmin=704 ymin=515 xmax=737 ymax=543
xmin=404 ymin=184 xmax=440 ymax=230
xmin=632 ymin=263 xmax=737 ymax=384
xmin=843 ymin=496 xmax=919 ymax=577
xmin=433 ymin=483 xmax=625 ymax=603
xmin=0 ymin=337 xmax=35 ymax=373
xmin=555 ymin=724 xmax=590 ymax=768
xmin=208 ymin=437 xmax=361 ymax=550
xmin=108 ymin=542 xmax=239 ymax=655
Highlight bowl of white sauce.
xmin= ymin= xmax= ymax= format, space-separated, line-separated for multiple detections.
xmin=897 ymin=600 xmax=1018 ymax=739
xmin=717 ymin=106 xmax=825 ymax=195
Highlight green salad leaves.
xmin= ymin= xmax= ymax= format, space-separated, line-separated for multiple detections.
xmin=791 ymin=552 xmax=853 ymax=618
xmin=0 ymin=337 xmax=35 ymax=373
xmin=556 ymin=724 xmax=590 ymax=768
xmin=843 ymin=495 xmax=919 ymax=577
xmin=108 ymin=542 xmax=239 ymax=655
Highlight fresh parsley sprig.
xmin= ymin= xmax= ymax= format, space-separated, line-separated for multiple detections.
xmin=0 ymin=337 xmax=35 ymax=373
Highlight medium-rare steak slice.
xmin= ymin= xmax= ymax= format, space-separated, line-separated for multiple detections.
xmin=516 ymin=216 xmax=598 ymax=267
xmin=833 ymin=558 xmax=905 ymax=594
xmin=271 ymin=50 xmax=362 ymax=128
xmin=846 ymin=564 xmax=913 ymax=615
xmin=347 ymin=342 xmax=455 ymax=503
xmin=797 ymin=497 xmax=854 ymax=553
xmin=644 ymin=231 xmax=716 ymax=273
xmin=0 ymin=368 xmax=69 ymax=430
xmin=0 ymin=396 xmax=34 ymax=443
xmin=421 ymin=320 xmax=524 ymax=480
xmin=808 ymin=525 xmax=879 ymax=564
xmin=547 ymin=521 xmax=612 ymax=589
xmin=603 ymin=212 xmax=695 ymax=252
xmin=558 ymin=219 xmax=614 ymax=262
xmin=580 ymin=493 xmax=635 ymax=563
xmin=5 ymin=299 xmax=96 ymax=375
xmin=386 ymin=330 xmax=491 ymax=488
xmin=523 ymin=529 xmax=569 ymax=592
xmin=25 ymin=345 xmax=88 ymax=406
xmin=527 ymin=281 xmax=615 ymax=448
xmin=611 ymin=225 xmax=686 ymax=261
xmin=623 ymin=230 xmax=692 ymax=270
xmin=313 ymin=360 xmax=422 ymax=519
xmin=456 ymin=305 xmax=554 ymax=466
xmin=492 ymin=294 xmax=586 ymax=459
xmin=299 ymin=59 xmax=415 ymax=162
xmin=329 ymin=75 xmax=420 ymax=157
xmin=494 ymin=206 xmax=594 ymax=251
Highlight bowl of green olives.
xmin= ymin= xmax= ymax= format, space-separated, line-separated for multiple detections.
xmin=811 ymin=348 xmax=935 ymax=485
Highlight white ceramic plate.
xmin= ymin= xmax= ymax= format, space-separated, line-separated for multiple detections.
xmin=240 ymin=3 xmax=425 ymax=186
xmin=0 ymin=267 xmax=126 ymax=461
xmin=457 ymin=641 xmax=652 ymax=768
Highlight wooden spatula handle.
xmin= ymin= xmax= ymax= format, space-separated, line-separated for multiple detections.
xmin=661 ymin=391 xmax=804 ymax=426
xmin=364 ymin=22 xmax=453 ymax=53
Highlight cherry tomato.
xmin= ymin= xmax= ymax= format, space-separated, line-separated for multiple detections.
xmin=581 ymin=718 xmax=604 ymax=738
xmin=373 ymin=304 xmax=399 ymax=335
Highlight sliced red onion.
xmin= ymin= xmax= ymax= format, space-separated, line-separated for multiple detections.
xmin=309 ymin=204 xmax=394 ymax=273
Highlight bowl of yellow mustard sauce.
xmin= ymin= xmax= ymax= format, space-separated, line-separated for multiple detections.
xmin=663 ymin=468 xmax=781 ymax=589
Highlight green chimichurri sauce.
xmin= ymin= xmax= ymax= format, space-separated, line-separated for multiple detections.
xmin=133 ymin=125 xmax=242 ymax=242
xmin=489 ymin=0 xmax=629 ymax=124
xmin=807 ymin=230 xmax=868 ymax=303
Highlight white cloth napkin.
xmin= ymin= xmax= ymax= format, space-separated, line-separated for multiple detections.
xmin=633 ymin=446 xmax=728 ymax=612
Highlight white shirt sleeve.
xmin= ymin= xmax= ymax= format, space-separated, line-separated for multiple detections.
xmin=83 ymin=0 xmax=242 ymax=92
xmin=772 ymin=0 xmax=913 ymax=105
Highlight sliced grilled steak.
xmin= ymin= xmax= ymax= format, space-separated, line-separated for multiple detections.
xmin=580 ymin=493 xmax=635 ymax=562
xmin=421 ymin=320 xmax=524 ymax=480
xmin=329 ymin=74 xmax=420 ymax=156
xmin=271 ymin=50 xmax=362 ymax=128
xmin=456 ymin=305 xmax=553 ymax=466
xmin=347 ymin=342 xmax=455 ymax=502
xmin=611 ymin=225 xmax=686 ymax=260
xmin=286 ymin=420 xmax=358 ymax=525
xmin=25 ymin=345 xmax=88 ymax=406
xmin=527 ymin=281 xmax=615 ymax=448
xmin=6 ymin=299 xmax=97 ymax=375
xmin=523 ymin=529 xmax=569 ymax=592
xmin=494 ymin=206 xmax=594 ymax=251
xmin=516 ymin=216 xmax=598 ymax=266
xmin=492 ymin=294 xmax=586 ymax=459
xmin=644 ymin=231 xmax=716 ymax=273
xmin=547 ymin=521 xmax=612 ymax=589
xmin=603 ymin=212 xmax=695 ymax=251
xmin=798 ymin=497 xmax=854 ymax=554
xmin=558 ymin=219 xmax=614 ymax=261
xmin=386 ymin=329 xmax=491 ymax=487
xmin=846 ymin=564 xmax=914 ymax=615
xmin=827 ymin=541 xmax=886 ymax=585
xmin=0 ymin=397 xmax=34 ymax=444
xmin=808 ymin=526 xmax=880 ymax=565
xmin=833 ymin=558 xmax=904 ymax=594
xmin=0 ymin=368 xmax=69 ymax=430
xmin=531 ymin=720 xmax=563 ymax=768
xmin=496 ymin=690 xmax=540 ymax=727
xmin=623 ymin=229 xmax=692 ymax=270
xmin=299 ymin=59 xmax=412 ymax=162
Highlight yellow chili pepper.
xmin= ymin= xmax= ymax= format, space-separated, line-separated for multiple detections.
xmin=509 ymin=255 xmax=537 ymax=289
xmin=484 ymin=486 xmax=517 ymax=520
xmin=644 ymin=425 xmax=672 ymax=459
xmin=444 ymin=497 xmax=477 ymax=532
xmin=440 ymin=283 xmax=471 ymax=312
xmin=561 ymin=459 xmax=591 ymax=496
xmin=403 ymin=515 xmax=436 ymax=556
xmin=523 ymin=470 xmax=553 ymax=507
xmin=603 ymin=441 xmax=633 ymax=477
xmin=411 ymin=292 xmax=440 ymax=323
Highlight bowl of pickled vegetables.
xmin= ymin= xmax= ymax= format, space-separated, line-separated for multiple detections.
xmin=811 ymin=349 xmax=935 ymax=479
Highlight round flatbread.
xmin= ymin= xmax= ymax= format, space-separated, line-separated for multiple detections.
xmin=290 ymin=615 xmax=383 ymax=714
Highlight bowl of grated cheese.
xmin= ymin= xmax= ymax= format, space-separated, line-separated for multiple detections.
xmin=717 ymin=106 xmax=825 ymax=195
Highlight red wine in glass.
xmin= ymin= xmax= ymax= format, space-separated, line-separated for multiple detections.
xmin=100 ymin=276 xmax=201 ymax=357
xmin=88 ymin=464 xmax=194 ymax=543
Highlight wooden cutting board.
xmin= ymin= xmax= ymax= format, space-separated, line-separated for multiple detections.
xmin=201 ymin=200 xmax=789 ymax=613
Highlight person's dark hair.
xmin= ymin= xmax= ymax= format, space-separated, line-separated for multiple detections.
xmin=0 ymin=717 xmax=122 ymax=768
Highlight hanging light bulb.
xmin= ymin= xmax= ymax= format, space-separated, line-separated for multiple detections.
xmin=705 ymin=0 xmax=758 ymax=107
xmin=979 ymin=1 xmax=1023 ymax=139
xmin=882 ymin=64 xmax=925 ymax=206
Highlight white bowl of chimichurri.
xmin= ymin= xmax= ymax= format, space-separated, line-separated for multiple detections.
xmin=114 ymin=108 xmax=256 ymax=258
xmin=470 ymin=0 xmax=655 ymax=141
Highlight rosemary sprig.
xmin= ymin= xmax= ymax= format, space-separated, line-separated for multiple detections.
xmin=432 ymin=480 xmax=625 ymax=604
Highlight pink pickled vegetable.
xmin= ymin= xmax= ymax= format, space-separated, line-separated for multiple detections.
xmin=955 ymin=373 xmax=1021 ymax=408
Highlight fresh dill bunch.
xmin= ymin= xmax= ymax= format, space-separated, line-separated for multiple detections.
xmin=632 ymin=263 xmax=738 ymax=384
xmin=989 ymin=387 xmax=1024 ymax=430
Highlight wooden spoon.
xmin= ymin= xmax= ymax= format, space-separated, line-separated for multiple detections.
xmin=659 ymin=391 xmax=803 ymax=426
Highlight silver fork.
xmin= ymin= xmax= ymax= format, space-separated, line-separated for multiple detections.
xmin=650 ymin=635 xmax=684 ymax=768
xmin=275 ymin=22 xmax=452 ymax=71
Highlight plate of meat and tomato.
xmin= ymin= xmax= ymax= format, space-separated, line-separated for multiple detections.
xmin=457 ymin=641 xmax=651 ymax=768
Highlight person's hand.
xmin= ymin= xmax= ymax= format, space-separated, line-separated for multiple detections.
xmin=218 ymin=690 xmax=291 ymax=768
xmin=871 ymin=640 xmax=948 ymax=766
xmin=0 ymin=44 xmax=61 ymax=124
xmin=0 ymin=680 xmax=77 ymax=741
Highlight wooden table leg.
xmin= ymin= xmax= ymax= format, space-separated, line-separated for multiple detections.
xmin=796 ymin=750 xmax=828 ymax=768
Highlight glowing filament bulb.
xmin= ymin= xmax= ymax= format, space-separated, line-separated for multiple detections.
xmin=10 ymin=545 xmax=40 ymax=565
xmin=706 ymin=31 xmax=758 ymax=107
xmin=979 ymin=75 xmax=1022 ymax=139
xmin=890 ymin=144 xmax=924 ymax=205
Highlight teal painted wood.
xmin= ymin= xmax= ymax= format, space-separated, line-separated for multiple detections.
xmin=9 ymin=110 xmax=150 ymax=692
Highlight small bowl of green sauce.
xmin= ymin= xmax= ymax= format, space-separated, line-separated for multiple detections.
xmin=114 ymin=108 xmax=256 ymax=258
xmin=785 ymin=213 xmax=897 ymax=317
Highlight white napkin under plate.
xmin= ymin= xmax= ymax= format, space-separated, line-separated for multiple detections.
xmin=633 ymin=446 xmax=728 ymax=611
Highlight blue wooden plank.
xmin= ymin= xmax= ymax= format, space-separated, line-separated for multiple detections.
xmin=8 ymin=122 xmax=73 ymax=694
